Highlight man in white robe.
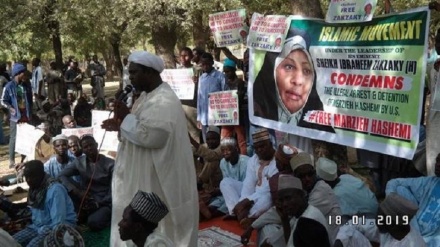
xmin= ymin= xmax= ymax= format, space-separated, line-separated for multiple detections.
xmin=385 ymin=153 xmax=440 ymax=246
xmin=377 ymin=193 xmax=427 ymax=247
xmin=226 ymin=128 xmax=278 ymax=228
xmin=102 ymin=51 xmax=198 ymax=247
xmin=316 ymin=157 xmax=378 ymax=216
xmin=290 ymin=153 xmax=341 ymax=245
xmin=241 ymin=175 xmax=329 ymax=247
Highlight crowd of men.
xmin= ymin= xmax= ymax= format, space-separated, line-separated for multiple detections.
xmin=0 ymin=40 xmax=437 ymax=246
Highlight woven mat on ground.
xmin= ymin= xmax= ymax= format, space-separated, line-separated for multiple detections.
xmin=81 ymin=226 xmax=110 ymax=247
xmin=199 ymin=226 xmax=251 ymax=247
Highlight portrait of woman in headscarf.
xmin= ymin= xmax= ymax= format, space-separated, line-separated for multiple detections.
xmin=253 ymin=28 xmax=334 ymax=132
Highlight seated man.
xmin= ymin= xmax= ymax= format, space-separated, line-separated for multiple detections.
xmin=290 ymin=153 xmax=341 ymax=245
xmin=231 ymin=128 xmax=278 ymax=228
xmin=316 ymin=157 xmax=378 ymax=217
xmin=58 ymin=135 xmax=114 ymax=231
xmin=268 ymin=144 xmax=298 ymax=198
xmin=377 ymin=193 xmax=426 ymax=246
xmin=385 ymin=153 xmax=440 ymax=246
xmin=34 ymin=122 xmax=54 ymax=163
xmin=241 ymin=175 xmax=329 ymax=246
xmin=43 ymin=134 xmax=77 ymax=178
xmin=217 ymin=137 xmax=249 ymax=218
xmin=189 ymin=126 xmax=223 ymax=220
xmin=118 ymin=190 xmax=173 ymax=247
xmin=12 ymin=160 xmax=76 ymax=247
xmin=62 ymin=115 xmax=79 ymax=129
xmin=292 ymin=218 xmax=331 ymax=247
xmin=67 ymin=135 xmax=83 ymax=158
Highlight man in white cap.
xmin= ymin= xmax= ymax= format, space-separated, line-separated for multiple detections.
xmin=317 ymin=158 xmax=377 ymax=247
xmin=43 ymin=134 xmax=77 ymax=178
xmin=268 ymin=143 xmax=298 ymax=199
xmin=102 ymin=50 xmax=198 ymax=247
xmin=230 ymin=128 xmax=277 ymax=229
xmin=377 ymin=193 xmax=426 ymax=246
xmin=189 ymin=126 xmax=222 ymax=220
xmin=385 ymin=153 xmax=440 ymax=246
xmin=118 ymin=191 xmax=173 ymax=247
xmin=241 ymin=175 xmax=329 ymax=246
xmin=316 ymin=157 xmax=378 ymax=217
xmin=290 ymin=153 xmax=341 ymax=245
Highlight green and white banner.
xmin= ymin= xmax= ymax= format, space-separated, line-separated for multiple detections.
xmin=249 ymin=8 xmax=429 ymax=159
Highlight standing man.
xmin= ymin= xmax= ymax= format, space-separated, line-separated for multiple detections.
xmin=178 ymin=47 xmax=201 ymax=146
xmin=221 ymin=58 xmax=247 ymax=155
xmin=64 ymin=61 xmax=84 ymax=99
xmin=196 ymin=52 xmax=225 ymax=142
xmin=46 ymin=61 xmax=64 ymax=102
xmin=1 ymin=63 xmax=32 ymax=168
xmin=87 ymin=55 xmax=106 ymax=100
xmin=31 ymin=58 xmax=45 ymax=110
xmin=102 ymin=51 xmax=198 ymax=247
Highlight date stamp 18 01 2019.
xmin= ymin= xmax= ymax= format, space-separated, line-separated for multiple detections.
xmin=328 ymin=215 xmax=410 ymax=226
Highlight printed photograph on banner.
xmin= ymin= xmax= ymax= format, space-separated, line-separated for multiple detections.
xmin=249 ymin=8 xmax=429 ymax=159
xmin=208 ymin=90 xmax=239 ymax=126
xmin=161 ymin=68 xmax=195 ymax=100
xmin=209 ymin=9 xmax=248 ymax=47
xmin=326 ymin=0 xmax=378 ymax=23
xmin=247 ymin=13 xmax=290 ymax=52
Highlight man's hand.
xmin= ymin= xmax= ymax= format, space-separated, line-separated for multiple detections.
xmin=15 ymin=163 xmax=24 ymax=172
xmin=233 ymin=199 xmax=253 ymax=221
xmin=192 ymin=76 xmax=199 ymax=84
xmin=240 ymin=227 xmax=253 ymax=245
xmin=113 ymin=100 xmax=130 ymax=121
xmin=9 ymin=107 xmax=15 ymax=116
xmin=197 ymin=121 xmax=202 ymax=130
xmin=188 ymin=133 xmax=199 ymax=148
xmin=101 ymin=118 xmax=121 ymax=132
xmin=260 ymin=240 xmax=273 ymax=247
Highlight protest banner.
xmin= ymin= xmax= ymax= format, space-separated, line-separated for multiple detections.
xmin=247 ymin=13 xmax=290 ymax=52
xmin=15 ymin=123 xmax=45 ymax=159
xmin=209 ymin=9 xmax=248 ymax=47
xmin=208 ymin=90 xmax=239 ymax=126
xmin=249 ymin=7 xmax=429 ymax=159
xmin=161 ymin=69 xmax=195 ymax=100
xmin=326 ymin=0 xmax=378 ymax=23
xmin=92 ymin=110 xmax=119 ymax=152
xmin=62 ymin=127 xmax=93 ymax=137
